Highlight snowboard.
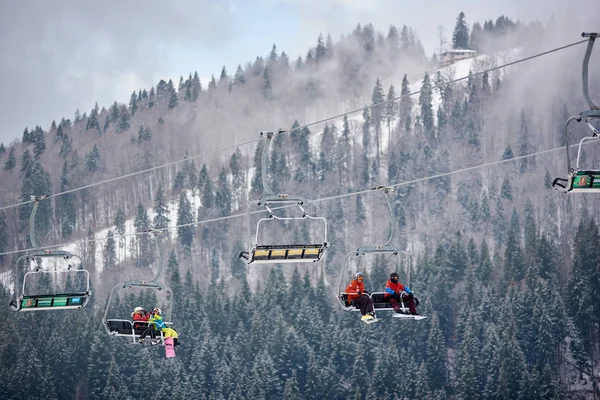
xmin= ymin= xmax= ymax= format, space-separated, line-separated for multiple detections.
xmin=165 ymin=337 xmax=176 ymax=358
xmin=392 ymin=313 xmax=428 ymax=320
xmin=361 ymin=316 xmax=380 ymax=324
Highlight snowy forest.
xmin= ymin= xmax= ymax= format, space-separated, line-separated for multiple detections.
xmin=0 ymin=11 xmax=600 ymax=400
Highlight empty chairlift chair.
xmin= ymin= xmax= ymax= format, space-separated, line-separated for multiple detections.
xmin=10 ymin=196 xmax=91 ymax=312
xmin=239 ymin=131 xmax=328 ymax=265
xmin=10 ymin=249 xmax=91 ymax=312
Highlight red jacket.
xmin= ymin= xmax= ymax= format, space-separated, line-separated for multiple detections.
xmin=133 ymin=312 xmax=150 ymax=329
xmin=345 ymin=279 xmax=365 ymax=302
xmin=384 ymin=279 xmax=407 ymax=298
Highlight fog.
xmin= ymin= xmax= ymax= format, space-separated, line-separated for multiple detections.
xmin=1 ymin=0 xmax=599 ymax=146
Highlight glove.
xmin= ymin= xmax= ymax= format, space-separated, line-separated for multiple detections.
xmin=357 ymin=290 xmax=363 ymax=296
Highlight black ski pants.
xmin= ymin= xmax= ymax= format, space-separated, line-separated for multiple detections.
xmin=351 ymin=295 xmax=374 ymax=315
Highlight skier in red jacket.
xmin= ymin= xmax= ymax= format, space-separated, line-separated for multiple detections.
xmin=345 ymin=272 xmax=376 ymax=322
xmin=384 ymin=272 xmax=419 ymax=315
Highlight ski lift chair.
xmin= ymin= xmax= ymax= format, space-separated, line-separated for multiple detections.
xmin=10 ymin=249 xmax=91 ymax=312
xmin=240 ymin=131 xmax=329 ymax=265
xmin=337 ymin=245 xmax=404 ymax=312
xmin=102 ymin=280 xmax=174 ymax=345
xmin=553 ymin=33 xmax=600 ymax=193
xmin=102 ymin=232 xmax=174 ymax=345
xmin=10 ymin=196 xmax=92 ymax=312
xmin=239 ymin=195 xmax=328 ymax=264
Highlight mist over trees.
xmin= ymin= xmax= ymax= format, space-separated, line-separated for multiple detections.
xmin=1 ymin=11 xmax=599 ymax=399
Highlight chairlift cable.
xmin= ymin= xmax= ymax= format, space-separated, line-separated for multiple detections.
xmin=3 ymin=137 xmax=590 ymax=258
xmin=0 ymin=38 xmax=587 ymax=214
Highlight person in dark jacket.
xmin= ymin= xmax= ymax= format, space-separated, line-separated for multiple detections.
xmin=384 ymin=272 xmax=419 ymax=315
xmin=345 ymin=272 xmax=376 ymax=322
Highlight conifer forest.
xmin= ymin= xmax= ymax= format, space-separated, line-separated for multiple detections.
xmin=1 ymin=11 xmax=600 ymax=400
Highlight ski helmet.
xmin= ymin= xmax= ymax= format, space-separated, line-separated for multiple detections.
xmin=134 ymin=306 xmax=144 ymax=313
xmin=389 ymin=272 xmax=399 ymax=280
xmin=355 ymin=272 xmax=365 ymax=279
xmin=153 ymin=308 xmax=162 ymax=315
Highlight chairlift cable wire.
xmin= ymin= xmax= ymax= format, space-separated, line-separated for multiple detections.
xmin=0 ymin=38 xmax=588 ymax=214
xmin=2 ymin=138 xmax=595 ymax=257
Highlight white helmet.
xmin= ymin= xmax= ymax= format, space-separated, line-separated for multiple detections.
xmin=134 ymin=306 xmax=144 ymax=312
xmin=153 ymin=308 xmax=162 ymax=315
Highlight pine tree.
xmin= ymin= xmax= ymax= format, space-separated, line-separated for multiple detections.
xmin=497 ymin=319 xmax=528 ymax=399
xmin=133 ymin=202 xmax=153 ymax=267
xmin=470 ymin=22 xmax=483 ymax=52
xmin=153 ymin=185 xmax=170 ymax=230
xmin=399 ymin=74 xmax=413 ymax=131
xmin=32 ymin=127 xmax=46 ymax=159
xmin=229 ymin=148 xmax=245 ymax=203
xmin=116 ymin=105 xmax=130 ymax=133
xmin=457 ymin=315 xmax=483 ymax=400
xmin=22 ymin=127 xmax=32 ymax=143
xmin=262 ymin=66 xmax=273 ymax=100
xmin=427 ymin=314 xmax=449 ymax=391
xmin=500 ymin=176 xmax=513 ymax=200
xmin=371 ymin=78 xmax=385 ymax=156
xmin=176 ymin=192 xmax=194 ymax=255
xmin=518 ymin=110 xmax=533 ymax=173
xmin=493 ymin=196 xmax=506 ymax=243
xmin=59 ymin=134 xmax=72 ymax=158
xmin=568 ymin=220 xmax=599 ymax=352
xmin=110 ymin=101 xmax=120 ymax=122
xmin=86 ymin=104 xmax=100 ymax=132
xmin=502 ymin=145 xmax=514 ymax=160
xmin=523 ymin=199 xmax=537 ymax=261
xmin=59 ymin=160 xmax=76 ymax=237
xmin=420 ymin=72 xmax=434 ymax=133
xmin=114 ymin=208 xmax=126 ymax=255
xmin=336 ymin=115 xmax=353 ymax=188
xmin=317 ymin=124 xmax=335 ymax=183
xmin=104 ymin=230 xmax=117 ymax=270
xmin=215 ymin=167 xmax=232 ymax=217
xmin=191 ymin=72 xmax=201 ymax=100
xmin=20 ymin=148 xmax=32 ymax=176
xmin=452 ymin=12 xmax=470 ymax=49
xmin=504 ymin=208 xmax=525 ymax=281
xmin=447 ymin=230 xmax=468 ymax=282
xmin=85 ymin=145 xmax=101 ymax=173
xmin=114 ymin=208 xmax=125 ymax=238
xmin=102 ymin=355 xmax=131 ymax=399
xmin=168 ymin=85 xmax=179 ymax=109
xmin=385 ymin=85 xmax=398 ymax=142
xmin=4 ymin=147 xmax=15 ymax=171
xmin=0 ymin=211 xmax=7 ymax=264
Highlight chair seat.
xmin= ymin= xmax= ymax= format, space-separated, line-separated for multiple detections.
xmin=250 ymin=244 xmax=325 ymax=263
xmin=20 ymin=293 xmax=89 ymax=310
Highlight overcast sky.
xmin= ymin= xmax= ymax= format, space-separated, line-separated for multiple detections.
xmin=1 ymin=0 xmax=597 ymax=145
